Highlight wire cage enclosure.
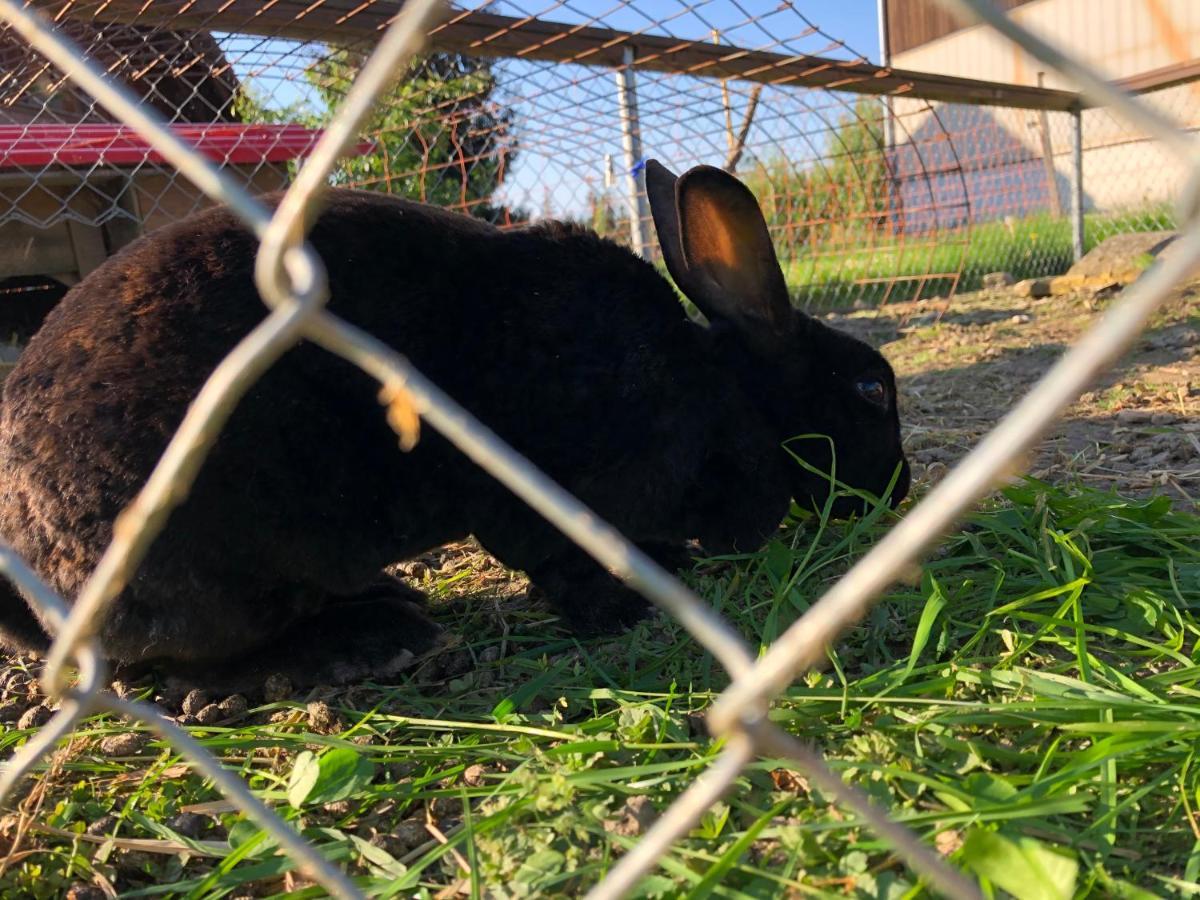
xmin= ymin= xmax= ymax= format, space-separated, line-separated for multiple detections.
xmin=0 ymin=0 xmax=995 ymax=325
xmin=0 ymin=2 xmax=1198 ymax=899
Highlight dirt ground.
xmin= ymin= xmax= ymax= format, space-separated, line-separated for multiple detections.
xmin=0 ymin=273 xmax=1196 ymax=900
xmin=831 ymin=279 xmax=1200 ymax=506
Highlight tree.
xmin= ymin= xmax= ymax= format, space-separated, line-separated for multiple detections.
xmin=237 ymin=49 xmax=522 ymax=223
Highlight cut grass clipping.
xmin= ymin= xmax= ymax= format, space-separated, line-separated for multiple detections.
xmin=2 ymin=477 xmax=1199 ymax=898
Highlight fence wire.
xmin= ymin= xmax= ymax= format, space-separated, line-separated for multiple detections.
xmin=0 ymin=1 xmax=1196 ymax=898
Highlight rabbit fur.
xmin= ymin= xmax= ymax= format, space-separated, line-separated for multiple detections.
xmin=0 ymin=161 xmax=909 ymax=688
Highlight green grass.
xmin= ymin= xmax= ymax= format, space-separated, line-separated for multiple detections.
xmin=2 ymin=477 xmax=1198 ymax=897
xmin=786 ymin=204 xmax=1177 ymax=310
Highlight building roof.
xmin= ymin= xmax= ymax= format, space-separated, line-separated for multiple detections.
xmin=0 ymin=123 xmax=374 ymax=171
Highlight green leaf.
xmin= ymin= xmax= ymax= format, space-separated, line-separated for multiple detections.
xmin=765 ymin=540 xmax=792 ymax=583
xmin=961 ymin=772 xmax=1019 ymax=803
xmin=308 ymin=747 xmax=376 ymax=806
xmin=288 ymin=747 xmax=375 ymax=809
xmin=226 ymin=820 xmax=278 ymax=856
xmin=960 ymin=829 xmax=1077 ymax=900
xmin=287 ymin=750 xmax=320 ymax=809
xmin=900 ymin=573 xmax=948 ymax=681
xmin=349 ymin=833 xmax=407 ymax=878
xmin=628 ymin=875 xmax=678 ymax=898
xmin=514 ymin=848 xmax=565 ymax=887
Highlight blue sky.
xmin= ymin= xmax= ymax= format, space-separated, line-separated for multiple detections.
xmin=222 ymin=2 xmax=888 ymax=218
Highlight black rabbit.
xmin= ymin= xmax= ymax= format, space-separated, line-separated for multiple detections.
xmin=0 ymin=161 xmax=908 ymax=688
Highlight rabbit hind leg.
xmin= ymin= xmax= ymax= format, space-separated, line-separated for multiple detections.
xmin=119 ymin=575 xmax=442 ymax=692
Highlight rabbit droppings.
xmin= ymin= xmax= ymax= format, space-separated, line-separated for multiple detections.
xmin=0 ymin=161 xmax=908 ymax=689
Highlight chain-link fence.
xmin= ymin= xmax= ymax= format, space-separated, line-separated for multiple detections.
xmin=2 ymin=2 xmax=1192 ymax=335
xmin=0 ymin=0 xmax=1197 ymax=897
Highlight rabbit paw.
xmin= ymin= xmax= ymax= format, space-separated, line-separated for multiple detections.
xmin=169 ymin=577 xmax=442 ymax=691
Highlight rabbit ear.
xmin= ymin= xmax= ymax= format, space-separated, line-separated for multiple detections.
xmin=646 ymin=159 xmax=689 ymax=288
xmin=673 ymin=165 xmax=793 ymax=335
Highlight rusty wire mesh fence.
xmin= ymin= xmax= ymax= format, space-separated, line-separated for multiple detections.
xmin=0 ymin=0 xmax=1197 ymax=897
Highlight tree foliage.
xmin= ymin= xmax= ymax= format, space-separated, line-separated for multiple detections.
xmin=236 ymin=50 xmax=522 ymax=222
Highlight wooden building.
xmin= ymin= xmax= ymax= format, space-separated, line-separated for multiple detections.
xmin=880 ymin=0 xmax=1200 ymax=223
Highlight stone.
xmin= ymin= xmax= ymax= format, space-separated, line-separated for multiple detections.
xmin=17 ymin=704 xmax=52 ymax=730
xmin=166 ymin=812 xmax=206 ymax=839
xmin=193 ymin=703 xmax=224 ymax=725
xmin=0 ymin=698 xmax=27 ymax=723
xmin=263 ymin=673 xmax=293 ymax=703
xmin=463 ymin=764 xmax=487 ymax=787
xmin=99 ymin=732 xmax=148 ymax=756
xmin=1065 ymin=230 xmax=1179 ymax=286
xmin=603 ymin=795 xmax=658 ymax=837
xmin=1013 ymin=278 xmax=1052 ymax=299
xmin=1116 ymin=409 xmax=1154 ymax=424
xmin=306 ymin=700 xmax=339 ymax=733
xmin=181 ymin=689 xmax=210 ymax=717
xmin=217 ymin=694 xmax=248 ymax=719
xmin=982 ymin=271 xmax=1015 ymax=289
xmin=86 ymin=814 xmax=119 ymax=836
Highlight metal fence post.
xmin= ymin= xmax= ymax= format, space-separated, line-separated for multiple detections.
xmin=615 ymin=45 xmax=650 ymax=258
xmin=1069 ymin=103 xmax=1085 ymax=260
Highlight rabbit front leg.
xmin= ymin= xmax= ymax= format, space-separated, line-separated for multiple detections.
xmin=526 ymin=543 xmax=693 ymax=635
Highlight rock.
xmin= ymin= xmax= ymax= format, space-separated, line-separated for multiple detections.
xmin=924 ymin=461 xmax=949 ymax=485
xmin=99 ymin=732 xmax=148 ymax=756
xmin=86 ymin=814 xmax=119 ymax=836
xmin=915 ymin=446 xmax=954 ymax=464
xmin=462 ymin=764 xmax=487 ymax=787
xmin=1146 ymin=328 xmax=1200 ymax=351
xmin=1147 ymin=450 xmax=1173 ymax=468
xmin=193 ymin=703 xmax=224 ymax=725
xmin=0 ymin=698 xmax=27 ymax=723
xmin=982 ymin=271 xmax=1015 ymax=289
xmin=217 ymin=694 xmax=249 ymax=720
xmin=263 ymin=673 xmax=293 ymax=703
xmin=1150 ymin=412 xmax=1177 ymax=426
xmin=1049 ymin=273 xmax=1119 ymax=295
xmin=1013 ymin=278 xmax=1052 ymax=299
xmin=65 ymin=884 xmax=106 ymax=900
xmin=17 ymin=704 xmax=52 ymax=730
xmin=391 ymin=818 xmax=429 ymax=853
xmin=306 ymin=700 xmax=339 ymax=733
xmin=1065 ymin=231 xmax=1179 ymax=286
xmin=603 ymin=796 xmax=658 ymax=837
xmin=109 ymin=680 xmax=135 ymax=700
xmin=181 ymin=689 xmax=210 ymax=717
xmin=1008 ymin=313 xmax=1032 ymax=325
xmin=401 ymin=561 xmax=429 ymax=580
xmin=478 ymin=646 xmax=500 ymax=664
xmin=166 ymin=811 xmax=206 ymax=839
xmin=1116 ymin=409 xmax=1154 ymax=424
xmin=936 ymin=829 xmax=964 ymax=856
xmin=441 ymin=651 xmax=472 ymax=680
xmin=2 ymin=671 xmax=35 ymax=701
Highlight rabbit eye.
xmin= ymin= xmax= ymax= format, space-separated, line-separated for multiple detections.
xmin=855 ymin=378 xmax=887 ymax=406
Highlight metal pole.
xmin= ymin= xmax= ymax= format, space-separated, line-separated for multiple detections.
xmin=615 ymin=45 xmax=649 ymax=257
xmin=1036 ymin=72 xmax=1063 ymax=217
xmin=876 ymin=0 xmax=895 ymax=153
xmin=1070 ymin=103 xmax=1085 ymax=261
